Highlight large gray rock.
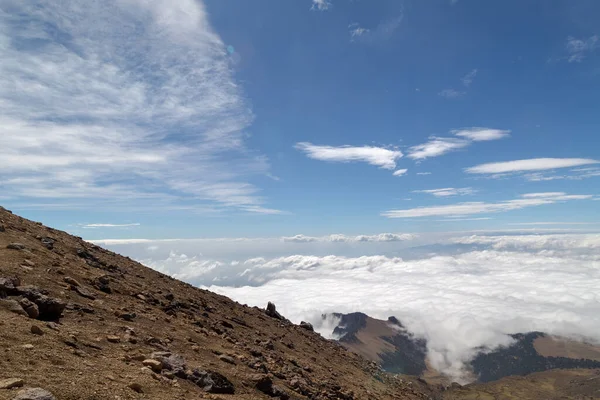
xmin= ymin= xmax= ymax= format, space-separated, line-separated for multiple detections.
xmin=12 ymin=387 xmax=56 ymax=400
xmin=265 ymin=302 xmax=283 ymax=320
xmin=0 ymin=276 xmax=21 ymax=296
xmin=188 ymin=369 xmax=235 ymax=394
xmin=17 ymin=287 xmax=66 ymax=321
xmin=150 ymin=352 xmax=186 ymax=377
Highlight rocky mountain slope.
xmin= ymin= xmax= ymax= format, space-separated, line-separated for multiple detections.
xmin=0 ymin=206 xmax=433 ymax=400
xmin=2 ymin=206 xmax=600 ymax=400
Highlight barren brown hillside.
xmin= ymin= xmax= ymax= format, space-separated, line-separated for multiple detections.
xmin=0 ymin=206 xmax=434 ymax=400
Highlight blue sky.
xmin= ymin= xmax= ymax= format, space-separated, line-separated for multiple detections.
xmin=0 ymin=0 xmax=599 ymax=239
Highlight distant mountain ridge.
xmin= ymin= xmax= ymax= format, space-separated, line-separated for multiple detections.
xmin=326 ymin=312 xmax=600 ymax=384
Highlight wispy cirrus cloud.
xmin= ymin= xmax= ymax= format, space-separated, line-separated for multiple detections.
xmin=438 ymin=89 xmax=465 ymax=99
xmin=414 ymin=187 xmax=476 ymax=197
xmin=349 ymin=14 xmax=404 ymax=43
xmin=0 ymin=0 xmax=279 ymax=214
xmin=452 ymin=127 xmax=511 ymax=141
xmin=393 ymin=169 xmax=408 ymax=177
xmin=566 ymin=35 xmax=599 ymax=63
xmin=81 ymin=223 xmax=141 ymax=229
xmin=461 ymin=69 xmax=478 ymax=87
xmin=466 ymin=158 xmax=599 ymax=174
xmin=407 ymin=137 xmax=470 ymax=160
xmin=295 ymin=143 xmax=403 ymax=170
xmin=382 ymin=192 xmax=592 ymax=218
xmin=311 ymin=0 xmax=331 ymax=11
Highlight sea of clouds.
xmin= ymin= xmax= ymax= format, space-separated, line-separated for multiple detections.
xmin=96 ymin=232 xmax=600 ymax=382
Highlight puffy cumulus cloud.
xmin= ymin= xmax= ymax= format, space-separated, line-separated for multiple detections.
xmin=295 ymin=143 xmax=403 ymax=170
xmin=282 ymin=234 xmax=318 ymax=243
xmin=382 ymin=192 xmax=593 ymax=218
xmin=204 ymin=235 xmax=600 ymax=382
xmin=0 ymin=0 xmax=279 ymax=214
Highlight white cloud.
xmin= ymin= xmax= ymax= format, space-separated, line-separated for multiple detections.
xmin=413 ymin=187 xmax=476 ymax=197
xmin=436 ymin=217 xmax=492 ymax=222
xmin=452 ymin=127 xmax=510 ymax=141
xmin=348 ymin=15 xmax=403 ymax=43
xmin=282 ymin=233 xmax=417 ymax=243
xmin=466 ymin=158 xmax=599 ymax=174
xmin=407 ymin=137 xmax=470 ymax=160
xmin=566 ymin=35 xmax=599 ymax=63
xmin=81 ymin=223 xmax=140 ymax=229
xmin=0 ymin=0 xmax=279 ymax=213
xmin=295 ymin=142 xmax=403 ymax=170
xmin=349 ymin=24 xmax=370 ymax=39
xmin=184 ymin=233 xmax=600 ymax=381
xmin=508 ymin=222 xmax=598 ymax=226
xmin=416 ymin=172 xmax=432 ymax=176
xmin=393 ymin=169 xmax=408 ymax=177
xmin=311 ymin=0 xmax=331 ymax=11
xmin=382 ymin=192 xmax=592 ymax=218
xmin=461 ymin=69 xmax=478 ymax=87
xmin=438 ymin=89 xmax=465 ymax=99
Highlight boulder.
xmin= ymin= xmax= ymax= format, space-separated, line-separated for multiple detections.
xmin=265 ymin=302 xmax=283 ymax=320
xmin=40 ymin=237 xmax=54 ymax=250
xmin=91 ymin=276 xmax=111 ymax=294
xmin=150 ymin=352 xmax=186 ymax=377
xmin=299 ymin=321 xmax=314 ymax=331
xmin=142 ymin=359 xmax=163 ymax=372
xmin=12 ymin=388 xmax=56 ymax=400
xmin=0 ymin=276 xmax=21 ymax=296
xmin=188 ymin=369 xmax=235 ymax=394
xmin=19 ymin=298 xmax=39 ymax=319
xmin=17 ymin=287 xmax=66 ymax=321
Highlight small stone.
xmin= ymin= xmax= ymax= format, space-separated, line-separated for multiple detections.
xmin=219 ymin=355 xmax=236 ymax=364
xmin=7 ymin=243 xmax=26 ymax=250
xmin=13 ymin=387 xmax=56 ymax=400
xmin=106 ymin=335 xmax=120 ymax=343
xmin=22 ymin=344 xmax=34 ymax=350
xmin=23 ymin=260 xmax=35 ymax=267
xmin=192 ymin=345 xmax=200 ymax=352
xmin=31 ymin=325 xmax=44 ymax=335
xmin=142 ymin=359 xmax=163 ymax=372
xmin=0 ymin=378 xmax=24 ymax=389
xmin=0 ymin=224 xmax=5 ymax=232
xmin=63 ymin=277 xmax=80 ymax=287
xmin=128 ymin=382 xmax=143 ymax=393
xmin=45 ymin=322 xmax=60 ymax=331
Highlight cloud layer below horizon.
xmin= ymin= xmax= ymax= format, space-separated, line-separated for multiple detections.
xmin=98 ymin=232 xmax=600 ymax=382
